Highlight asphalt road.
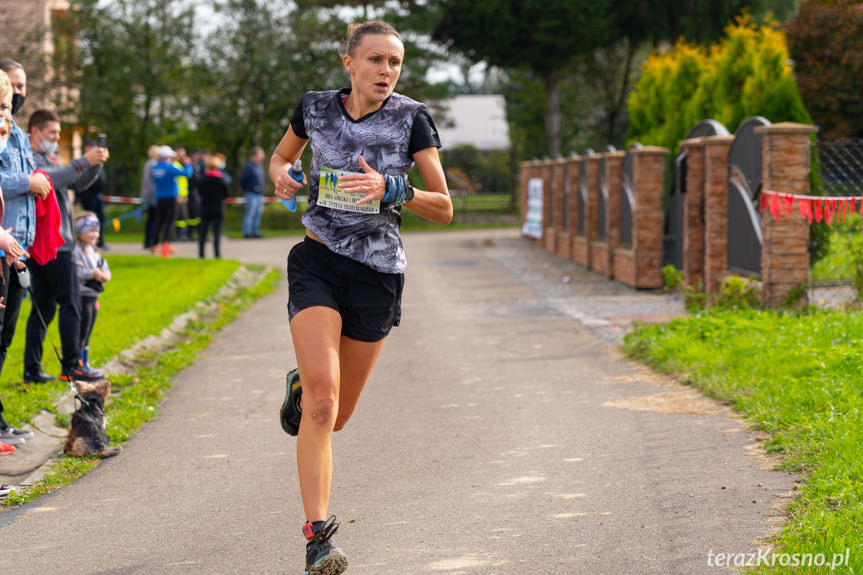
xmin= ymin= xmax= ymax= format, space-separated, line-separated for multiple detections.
xmin=0 ymin=230 xmax=793 ymax=574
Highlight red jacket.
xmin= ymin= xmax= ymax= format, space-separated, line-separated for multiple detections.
xmin=30 ymin=170 xmax=64 ymax=265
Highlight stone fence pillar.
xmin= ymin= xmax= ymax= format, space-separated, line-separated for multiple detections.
xmin=756 ymin=123 xmax=817 ymax=307
xmin=702 ymin=135 xmax=735 ymax=295
xmin=551 ymin=157 xmax=571 ymax=259
xmin=631 ymin=146 xmax=669 ymax=288
xmin=679 ymin=138 xmax=706 ymax=288
xmin=541 ymin=159 xmax=555 ymax=250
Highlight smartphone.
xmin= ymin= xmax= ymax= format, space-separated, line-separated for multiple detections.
xmin=97 ymin=133 xmax=107 ymax=148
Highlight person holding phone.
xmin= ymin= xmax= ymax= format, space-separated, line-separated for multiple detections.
xmin=77 ymin=136 xmax=108 ymax=249
xmin=25 ymin=108 xmax=108 ymax=383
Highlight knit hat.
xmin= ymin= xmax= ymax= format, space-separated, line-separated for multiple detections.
xmin=75 ymin=214 xmax=100 ymax=236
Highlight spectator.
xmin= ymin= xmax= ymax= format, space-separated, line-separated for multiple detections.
xmin=173 ymin=147 xmax=195 ymax=241
xmin=141 ymin=145 xmax=159 ymax=251
xmin=240 ymin=146 xmax=266 ymax=238
xmin=214 ymin=153 xmax=232 ymax=184
xmin=0 ymin=69 xmax=34 ymax=452
xmin=72 ymin=212 xmax=110 ymax=371
xmin=151 ymin=145 xmax=193 ymax=257
xmin=0 ymin=59 xmax=51 ymax=380
xmin=77 ymin=139 xmax=108 ymax=249
xmin=197 ymin=154 xmax=229 ymax=259
xmin=26 ymin=108 xmax=107 ymax=383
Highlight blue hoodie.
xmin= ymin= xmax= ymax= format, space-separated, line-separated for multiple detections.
xmin=152 ymin=161 xmax=193 ymax=199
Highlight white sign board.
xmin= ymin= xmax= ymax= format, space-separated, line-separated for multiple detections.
xmin=522 ymin=178 xmax=544 ymax=239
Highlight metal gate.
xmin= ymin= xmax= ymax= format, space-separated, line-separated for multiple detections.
xmin=619 ymin=143 xmax=641 ymax=248
xmin=663 ymin=120 xmax=730 ymax=269
xmin=598 ymin=146 xmax=616 ymax=241
xmin=727 ymin=117 xmax=770 ymax=277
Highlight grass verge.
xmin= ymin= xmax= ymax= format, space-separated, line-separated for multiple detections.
xmin=623 ymin=309 xmax=862 ymax=573
xmin=1 ymin=259 xmax=281 ymax=507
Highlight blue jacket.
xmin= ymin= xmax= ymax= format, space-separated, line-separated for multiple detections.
xmin=240 ymin=160 xmax=265 ymax=195
xmin=152 ymin=161 xmax=193 ymax=199
xmin=0 ymin=118 xmax=37 ymax=247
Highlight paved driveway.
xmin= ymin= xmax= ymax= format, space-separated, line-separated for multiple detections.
xmin=0 ymin=230 xmax=793 ymax=574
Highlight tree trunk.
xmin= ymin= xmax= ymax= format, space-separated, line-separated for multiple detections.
xmin=543 ymin=68 xmax=561 ymax=157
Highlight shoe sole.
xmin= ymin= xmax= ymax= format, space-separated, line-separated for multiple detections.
xmin=0 ymin=436 xmax=25 ymax=445
xmin=280 ymin=369 xmax=301 ymax=436
xmin=306 ymin=548 xmax=348 ymax=575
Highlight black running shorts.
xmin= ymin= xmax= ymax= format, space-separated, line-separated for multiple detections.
xmin=287 ymin=236 xmax=405 ymax=342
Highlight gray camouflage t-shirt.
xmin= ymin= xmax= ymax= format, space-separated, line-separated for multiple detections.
xmin=291 ymin=89 xmax=441 ymax=274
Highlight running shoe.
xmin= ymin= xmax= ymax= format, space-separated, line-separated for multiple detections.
xmin=0 ymin=425 xmax=33 ymax=445
xmin=0 ymin=442 xmax=14 ymax=455
xmin=280 ymin=368 xmax=302 ymax=436
xmin=60 ymin=360 xmax=105 ymax=382
xmin=303 ymin=516 xmax=347 ymax=575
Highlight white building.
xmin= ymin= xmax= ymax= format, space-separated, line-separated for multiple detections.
xmin=437 ymin=94 xmax=510 ymax=151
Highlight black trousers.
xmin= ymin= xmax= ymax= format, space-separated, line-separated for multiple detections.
xmin=198 ymin=215 xmax=223 ymax=258
xmin=80 ymin=295 xmax=98 ymax=351
xmin=0 ymin=258 xmax=29 ymax=375
xmin=154 ymin=197 xmax=177 ymax=244
xmin=144 ymin=205 xmax=158 ymax=248
xmin=24 ymin=251 xmax=82 ymax=372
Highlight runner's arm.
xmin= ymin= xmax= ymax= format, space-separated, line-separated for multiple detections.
xmin=270 ymin=126 xmax=308 ymax=200
xmin=402 ymin=147 xmax=452 ymax=225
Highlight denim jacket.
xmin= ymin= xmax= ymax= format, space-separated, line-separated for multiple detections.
xmin=0 ymin=118 xmax=36 ymax=247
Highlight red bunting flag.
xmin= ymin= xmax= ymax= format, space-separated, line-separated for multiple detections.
xmin=761 ymin=190 xmax=863 ymax=227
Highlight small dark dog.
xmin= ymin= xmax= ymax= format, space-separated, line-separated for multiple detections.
xmin=64 ymin=380 xmax=121 ymax=458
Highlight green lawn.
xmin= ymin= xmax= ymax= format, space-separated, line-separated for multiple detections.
xmin=624 ymin=309 xmax=863 ymax=573
xmin=0 ymin=256 xmax=240 ymax=431
xmin=1 ymin=254 xmax=280 ymax=506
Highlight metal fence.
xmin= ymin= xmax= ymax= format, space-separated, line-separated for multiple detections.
xmin=814 ymin=139 xmax=863 ymax=197
xmin=808 ymin=139 xmax=863 ymax=307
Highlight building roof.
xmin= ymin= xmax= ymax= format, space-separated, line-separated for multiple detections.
xmin=437 ymin=95 xmax=510 ymax=151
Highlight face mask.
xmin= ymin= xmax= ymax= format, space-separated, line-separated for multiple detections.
xmin=11 ymin=93 xmax=25 ymax=116
xmin=40 ymin=139 xmax=58 ymax=156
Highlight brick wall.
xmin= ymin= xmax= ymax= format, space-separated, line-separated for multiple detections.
xmin=519 ymin=121 xmax=816 ymax=307
xmin=757 ymin=123 xmax=817 ymax=307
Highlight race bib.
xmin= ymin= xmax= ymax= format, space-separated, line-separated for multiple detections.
xmin=317 ymin=167 xmax=381 ymax=214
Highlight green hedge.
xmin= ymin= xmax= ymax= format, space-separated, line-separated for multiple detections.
xmin=627 ymin=15 xmax=812 ymax=152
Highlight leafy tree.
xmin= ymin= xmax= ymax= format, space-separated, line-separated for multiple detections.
xmin=61 ymin=0 xmax=196 ymax=194
xmin=626 ymin=16 xmax=811 ymax=153
xmin=785 ymin=0 xmax=863 ymax=139
xmin=189 ymin=0 xmax=338 ymax=185
xmin=433 ymin=0 xmax=610 ymax=158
